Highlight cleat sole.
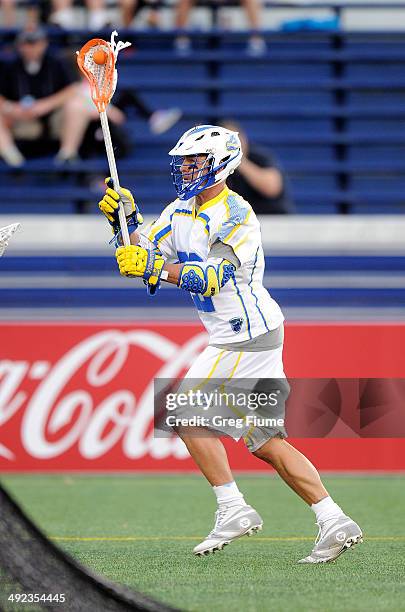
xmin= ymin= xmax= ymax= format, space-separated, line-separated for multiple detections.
xmin=194 ymin=523 xmax=263 ymax=557
xmin=247 ymin=524 xmax=262 ymax=536
xmin=298 ymin=532 xmax=363 ymax=564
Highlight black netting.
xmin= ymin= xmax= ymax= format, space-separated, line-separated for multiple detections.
xmin=0 ymin=483 xmax=178 ymax=612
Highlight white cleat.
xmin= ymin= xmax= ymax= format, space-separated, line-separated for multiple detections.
xmin=149 ymin=108 xmax=182 ymax=135
xmin=298 ymin=515 xmax=363 ymax=564
xmin=193 ymin=504 xmax=263 ymax=556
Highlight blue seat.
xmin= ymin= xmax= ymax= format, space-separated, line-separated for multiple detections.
xmin=346 ymin=63 xmax=405 ymax=79
xmin=219 ymin=62 xmax=331 ymax=79
xmin=275 ymin=146 xmax=335 ymax=163
xmin=242 ymin=118 xmax=333 ymax=138
xmin=348 ymin=119 xmax=405 ymax=136
xmin=299 ymin=203 xmax=337 ymax=214
xmin=119 ymin=61 xmax=207 ymax=80
xmin=348 ymin=145 xmax=405 ymax=163
xmin=351 ymin=177 xmax=405 ymax=191
xmin=218 ymin=38 xmax=331 ymax=53
xmin=219 ymin=90 xmax=334 ymax=109
xmin=345 ymin=40 xmax=405 ymax=54
xmin=142 ymin=91 xmax=208 ymax=108
xmin=347 ymin=91 xmax=405 ymax=107
xmin=289 ymin=175 xmax=337 ymax=190
xmin=351 ymin=203 xmax=405 ymax=213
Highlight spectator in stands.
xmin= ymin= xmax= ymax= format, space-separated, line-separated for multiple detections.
xmin=49 ymin=0 xmax=110 ymax=29
xmin=1 ymin=0 xmax=17 ymax=26
xmin=1 ymin=0 xmax=40 ymax=28
xmin=0 ymin=27 xmax=79 ymax=167
xmin=222 ymin=120 xmax=295 ymax=214
xmin=56 ymin=80 xmax=182 ymax=163
xmin=49 ymin=0 xmax=159 ymax=29
xmin=120 ymin=0 xmax=160 ymax=28
xmin=174 ymin=0 xmax=267 ymax=56
xmin=0 ymin=27 xmax=181 ymax=167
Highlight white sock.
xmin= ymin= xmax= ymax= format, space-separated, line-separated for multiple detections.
xmin=213 ymin=481 xmax=246 ymax=508
xmin=312 ymin=496 xmax=345 ymax=524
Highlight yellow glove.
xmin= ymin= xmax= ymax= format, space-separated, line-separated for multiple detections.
xmin=98 ymin=178 xmax=143 ymax=236
xmin=116 ymin=245 xmax=165 ymax=290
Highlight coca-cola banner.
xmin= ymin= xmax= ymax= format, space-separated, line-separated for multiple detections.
xmin=1 ymin=322 xmax=405 ymax=472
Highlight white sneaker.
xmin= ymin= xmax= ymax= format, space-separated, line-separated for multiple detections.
xmin=246 ymin=36 xmax=267 ymax=57
xmin=149 ymin=108 xmax=182 ymax=135
xmin=298 ymin=515 xmax=363 ymax=564
xmin=174 ymin=36 xmax=191 ymax=56
xmin=49 ymin=8 xmax=77 ymax=29
xmin=88 ymin=9 xmax=109 ymax=31
xmin=0 ymin=145 xmax=25 ymax=168
xmin=193 ymin=504 xmax=263 ymax=556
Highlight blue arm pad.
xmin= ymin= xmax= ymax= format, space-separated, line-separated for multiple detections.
xmin=178 ymin=259 xmax=235 ymax=297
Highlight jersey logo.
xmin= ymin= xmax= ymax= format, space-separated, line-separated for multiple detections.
xmin=229 ymin=317 xmax=244 ymax=334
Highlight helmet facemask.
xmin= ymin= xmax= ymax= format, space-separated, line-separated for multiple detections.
xmin=171 ymin=153 xmax=215 ymax=200
xmin=171 ymin=152 xmax=238 ymax=200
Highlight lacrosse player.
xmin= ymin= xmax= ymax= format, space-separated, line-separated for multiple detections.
xmin=98 ymin=125 xmax=362 ymax=563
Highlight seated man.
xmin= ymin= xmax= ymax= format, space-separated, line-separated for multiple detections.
xmin=0 ymin=28 xmax=182 ymax=166
xmin=0 ymin=27 xmax=78 ymax=167
xmin=223 ymin=120 xmax=295 ymax=215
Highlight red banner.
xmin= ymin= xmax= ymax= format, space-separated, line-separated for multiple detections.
xmin=1 ymin=322 xmax=405 ymax=472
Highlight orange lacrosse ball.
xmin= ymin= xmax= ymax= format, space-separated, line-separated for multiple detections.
xmin=93 ymin=49 xmax=107 ymax=65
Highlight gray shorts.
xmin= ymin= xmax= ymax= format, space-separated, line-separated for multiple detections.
xmin=242 ymin=376 xmax=289 ymax=453
xmin=160 ymin=375 xmax=290 ymax=453
xmin=243 ymin=424 xmax=287 ymax=453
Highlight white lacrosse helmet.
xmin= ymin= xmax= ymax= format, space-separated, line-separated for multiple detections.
xmin=168 ymin=125 xmax=243 ymax=200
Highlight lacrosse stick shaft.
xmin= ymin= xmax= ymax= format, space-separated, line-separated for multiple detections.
xmin=100 ymin=110 xmax=130 ymax=246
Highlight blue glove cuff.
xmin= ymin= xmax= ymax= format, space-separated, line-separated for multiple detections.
xmin=109 ymin=223 xmax=138 ymax=248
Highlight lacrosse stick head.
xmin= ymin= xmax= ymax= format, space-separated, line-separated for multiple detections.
xmin=77 ymin=39 xmax=116 ymax=112
xmin=0 ymin=223 xmax=20 ymax=257
xmin=77 ymin=31 xmax=131 ymax=113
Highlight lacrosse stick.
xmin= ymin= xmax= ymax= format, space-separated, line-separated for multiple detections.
xmin=0 ymin=223 xmax=20 ymax=257
xmin=77 ymin=31 xmax=132 ymax=246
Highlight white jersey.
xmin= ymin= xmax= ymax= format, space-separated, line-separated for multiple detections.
xmin=140 ymin=185 xmax=284 ymax=344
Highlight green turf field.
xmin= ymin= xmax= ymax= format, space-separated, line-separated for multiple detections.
xmin=2 ymin=474 xmax=405 ymax=612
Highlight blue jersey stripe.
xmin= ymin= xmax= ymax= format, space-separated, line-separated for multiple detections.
xmin=249 ymin=247 xmax=270 ymax=333
xmin=232 ymin=277 xmax=252 ymax=340
xmin=173 ymin=209 xmax=193 ymax=217
xmin=196 ymin=212 xmax=210 ymax=235
xmin=154 ymin=225 xmax=172 ymax=243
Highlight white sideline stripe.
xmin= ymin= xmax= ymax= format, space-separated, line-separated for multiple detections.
xmin=0 ymin=307 xmax=199 ymax=321
xmin=2 ymin=215 xmax=405 ymax=253
xmin=51 ymin=535 xmax=405 ymax=542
